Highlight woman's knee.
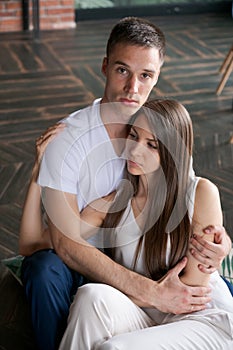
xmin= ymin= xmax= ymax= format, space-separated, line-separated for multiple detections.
xmin=74 ymin=283 xmax=121 ymax=307
xmin=97 ymin=338 xmax=122 ymax=350
xmin=69 ymin=284 xmax=121 ymax=322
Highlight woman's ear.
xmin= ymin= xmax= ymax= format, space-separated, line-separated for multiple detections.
xmin=101 ymin=57 xmax=108 ymax=76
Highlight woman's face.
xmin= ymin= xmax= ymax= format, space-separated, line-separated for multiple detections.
xmin=125 ymin=114 xmax=161 ymax=176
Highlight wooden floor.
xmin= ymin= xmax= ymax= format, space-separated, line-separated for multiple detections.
xmin=0 ymin=11 xmax=232 ymax=350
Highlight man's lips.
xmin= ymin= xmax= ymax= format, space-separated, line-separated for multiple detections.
xmin=119 ymin=98 xmax=138 ymax=105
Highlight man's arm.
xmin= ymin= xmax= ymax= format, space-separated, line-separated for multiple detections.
xmin=45 ymin=188 xmax=211 ymax=315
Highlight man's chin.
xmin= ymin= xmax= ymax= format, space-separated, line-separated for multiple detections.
xmin=117 ymin=103 xmax=140 ymax=119
xmin=101 ymin=100 xmax=140 ymax=122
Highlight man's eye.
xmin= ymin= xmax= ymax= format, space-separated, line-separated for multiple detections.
xmin=142 ymin=73 xmax=151 ymax=79
xmin=117 ymin=67 xmax=127 ymax=74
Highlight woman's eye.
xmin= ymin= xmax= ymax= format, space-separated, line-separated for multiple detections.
xmin=148 ymin=142 xmax=158 ymax=149
xmin=129 ymin=133 xmax=137 ymax=139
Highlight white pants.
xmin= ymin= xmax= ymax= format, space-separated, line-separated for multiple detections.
xmin=59 ymin=283 xmax=233 ymax=350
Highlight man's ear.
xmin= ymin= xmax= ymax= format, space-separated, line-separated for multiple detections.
xmin=101 ymin=57 xmax=108 ymax=76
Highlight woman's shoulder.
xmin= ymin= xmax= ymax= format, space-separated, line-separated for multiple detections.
xmin=194 ymin=178 xmax=221 ymax=224
xmin=195 ymin=177 xmax=220 ymax=201
xmin=193 ymin=177 xmax=222 ymax=227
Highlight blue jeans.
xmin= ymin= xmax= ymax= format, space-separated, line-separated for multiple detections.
xmin=222 ymin=276 xmax=233 ymax=295
xmin=21 ymin=249 xmax=86 ymax=350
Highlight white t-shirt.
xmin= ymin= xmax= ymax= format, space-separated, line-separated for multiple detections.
xmin=38 ymin=99 xmax=125 ymax=211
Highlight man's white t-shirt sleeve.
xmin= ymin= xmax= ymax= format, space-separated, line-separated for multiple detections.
xmin=38 ymin=131 xmax=81 ymax=194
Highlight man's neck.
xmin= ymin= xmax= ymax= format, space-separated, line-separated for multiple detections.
xmin=104 ymin=122 xmax=128 ymax=156
xmin=99 ymin=100 xmax=131 ymax=155
xmin=100 ymin=99 xmax=131 ymax=140
xmin=104 ymin=122 xmax=128 ymax=140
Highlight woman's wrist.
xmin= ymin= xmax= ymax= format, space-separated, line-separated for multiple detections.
xmin=31 ymin=159 xmax=40 ymax=182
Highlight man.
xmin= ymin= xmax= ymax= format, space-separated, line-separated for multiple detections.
xmin=21 ymin=17 xmax=232 ymax=350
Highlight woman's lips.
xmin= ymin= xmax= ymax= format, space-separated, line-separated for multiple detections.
xmin=128 ymin=160 xmax=141 ymax=168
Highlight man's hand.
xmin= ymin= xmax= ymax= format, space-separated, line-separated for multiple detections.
xmin=154 ymin=257 xmax=211 ymax=314
xmin=190 ymin=225 xmax=232 ymax=274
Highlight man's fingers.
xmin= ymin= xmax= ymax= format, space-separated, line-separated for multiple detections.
xmin=187 ymin=303 xmax=207 ymax=313
xmin=203 ymin=224 xmax=225 ymax=236
xmin=191 ymin=234 xmax=215 ymax=253
xmin=190 ymin=236 xmax=217 ymax=263
xmin=170 ymin=257 xmax=188 ymax=275
xmin=190 ymin=247 xmax=210 ymax=264
xmin=197 ymin=264 xmax=216 ymax=274
xmin=190 ymin=287 xmax=211 ymax=306
xmin=190 ymin=247 xmax=218 ymax=271
xmin=191 ymin=294 xmax=211 ymax=305
xmin=175 ymin=288 xmax=211 ymax=314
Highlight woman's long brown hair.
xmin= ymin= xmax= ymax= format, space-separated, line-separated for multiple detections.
xmin=102 ymin=99 xmax=194 ymax=281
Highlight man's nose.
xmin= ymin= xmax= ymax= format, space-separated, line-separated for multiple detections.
xmin=125 ymin=75 xmax=139 ymax=94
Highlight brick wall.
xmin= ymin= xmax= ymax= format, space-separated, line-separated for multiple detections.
xmin=0 ymin=0 xmax=22 ymax=32
xmin=0 ymin=0 xmax=75 ymax=33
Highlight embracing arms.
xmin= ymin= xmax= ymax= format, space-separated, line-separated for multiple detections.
xmin=19 ymin=124 xmax=232 ymax=315
xmin=46 ymin=188 xmax=212 ymax=314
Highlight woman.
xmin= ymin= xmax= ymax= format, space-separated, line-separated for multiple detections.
xmin=19 ymin=100 xmax=233 ymax=349
xmin=57 ymin=99 xmax=233 ymax=349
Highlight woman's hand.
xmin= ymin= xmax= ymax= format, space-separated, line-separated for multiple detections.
xmin=32 ymin=123 xmax=65 ymax=181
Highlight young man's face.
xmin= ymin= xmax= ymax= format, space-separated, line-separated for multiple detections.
xmin=101 ymin=43 xmax=161 ymax=119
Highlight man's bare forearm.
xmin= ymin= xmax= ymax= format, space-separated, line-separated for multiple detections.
xmin=50 ymin=222 xmax=211 ymax=315
xmin=51 ymin=223 xmax=157 ymax=307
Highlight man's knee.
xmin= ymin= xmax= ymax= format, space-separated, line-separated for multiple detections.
xmin=21 ymin=249 xmax=71 ymax=285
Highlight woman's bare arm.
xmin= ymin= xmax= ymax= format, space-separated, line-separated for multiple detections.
xmin=19 ymin=123 xmax=65 ymax=255
xmin=180 ymin=178 xmax=223 ymax=287
xmin=19 ymin=168 xmax=52 ymax=256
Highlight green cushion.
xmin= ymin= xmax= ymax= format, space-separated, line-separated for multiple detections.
xmin=219 ymin=247 xmax=233 ymax=283
xmin=1 ymin=255 xmax=24 ymax=286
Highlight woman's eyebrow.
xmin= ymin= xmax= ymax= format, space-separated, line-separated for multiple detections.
xmin=147 ymin=135 xmax=158 ymax=141
xmin=147 ymin=137 xmax=156 ymax=142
